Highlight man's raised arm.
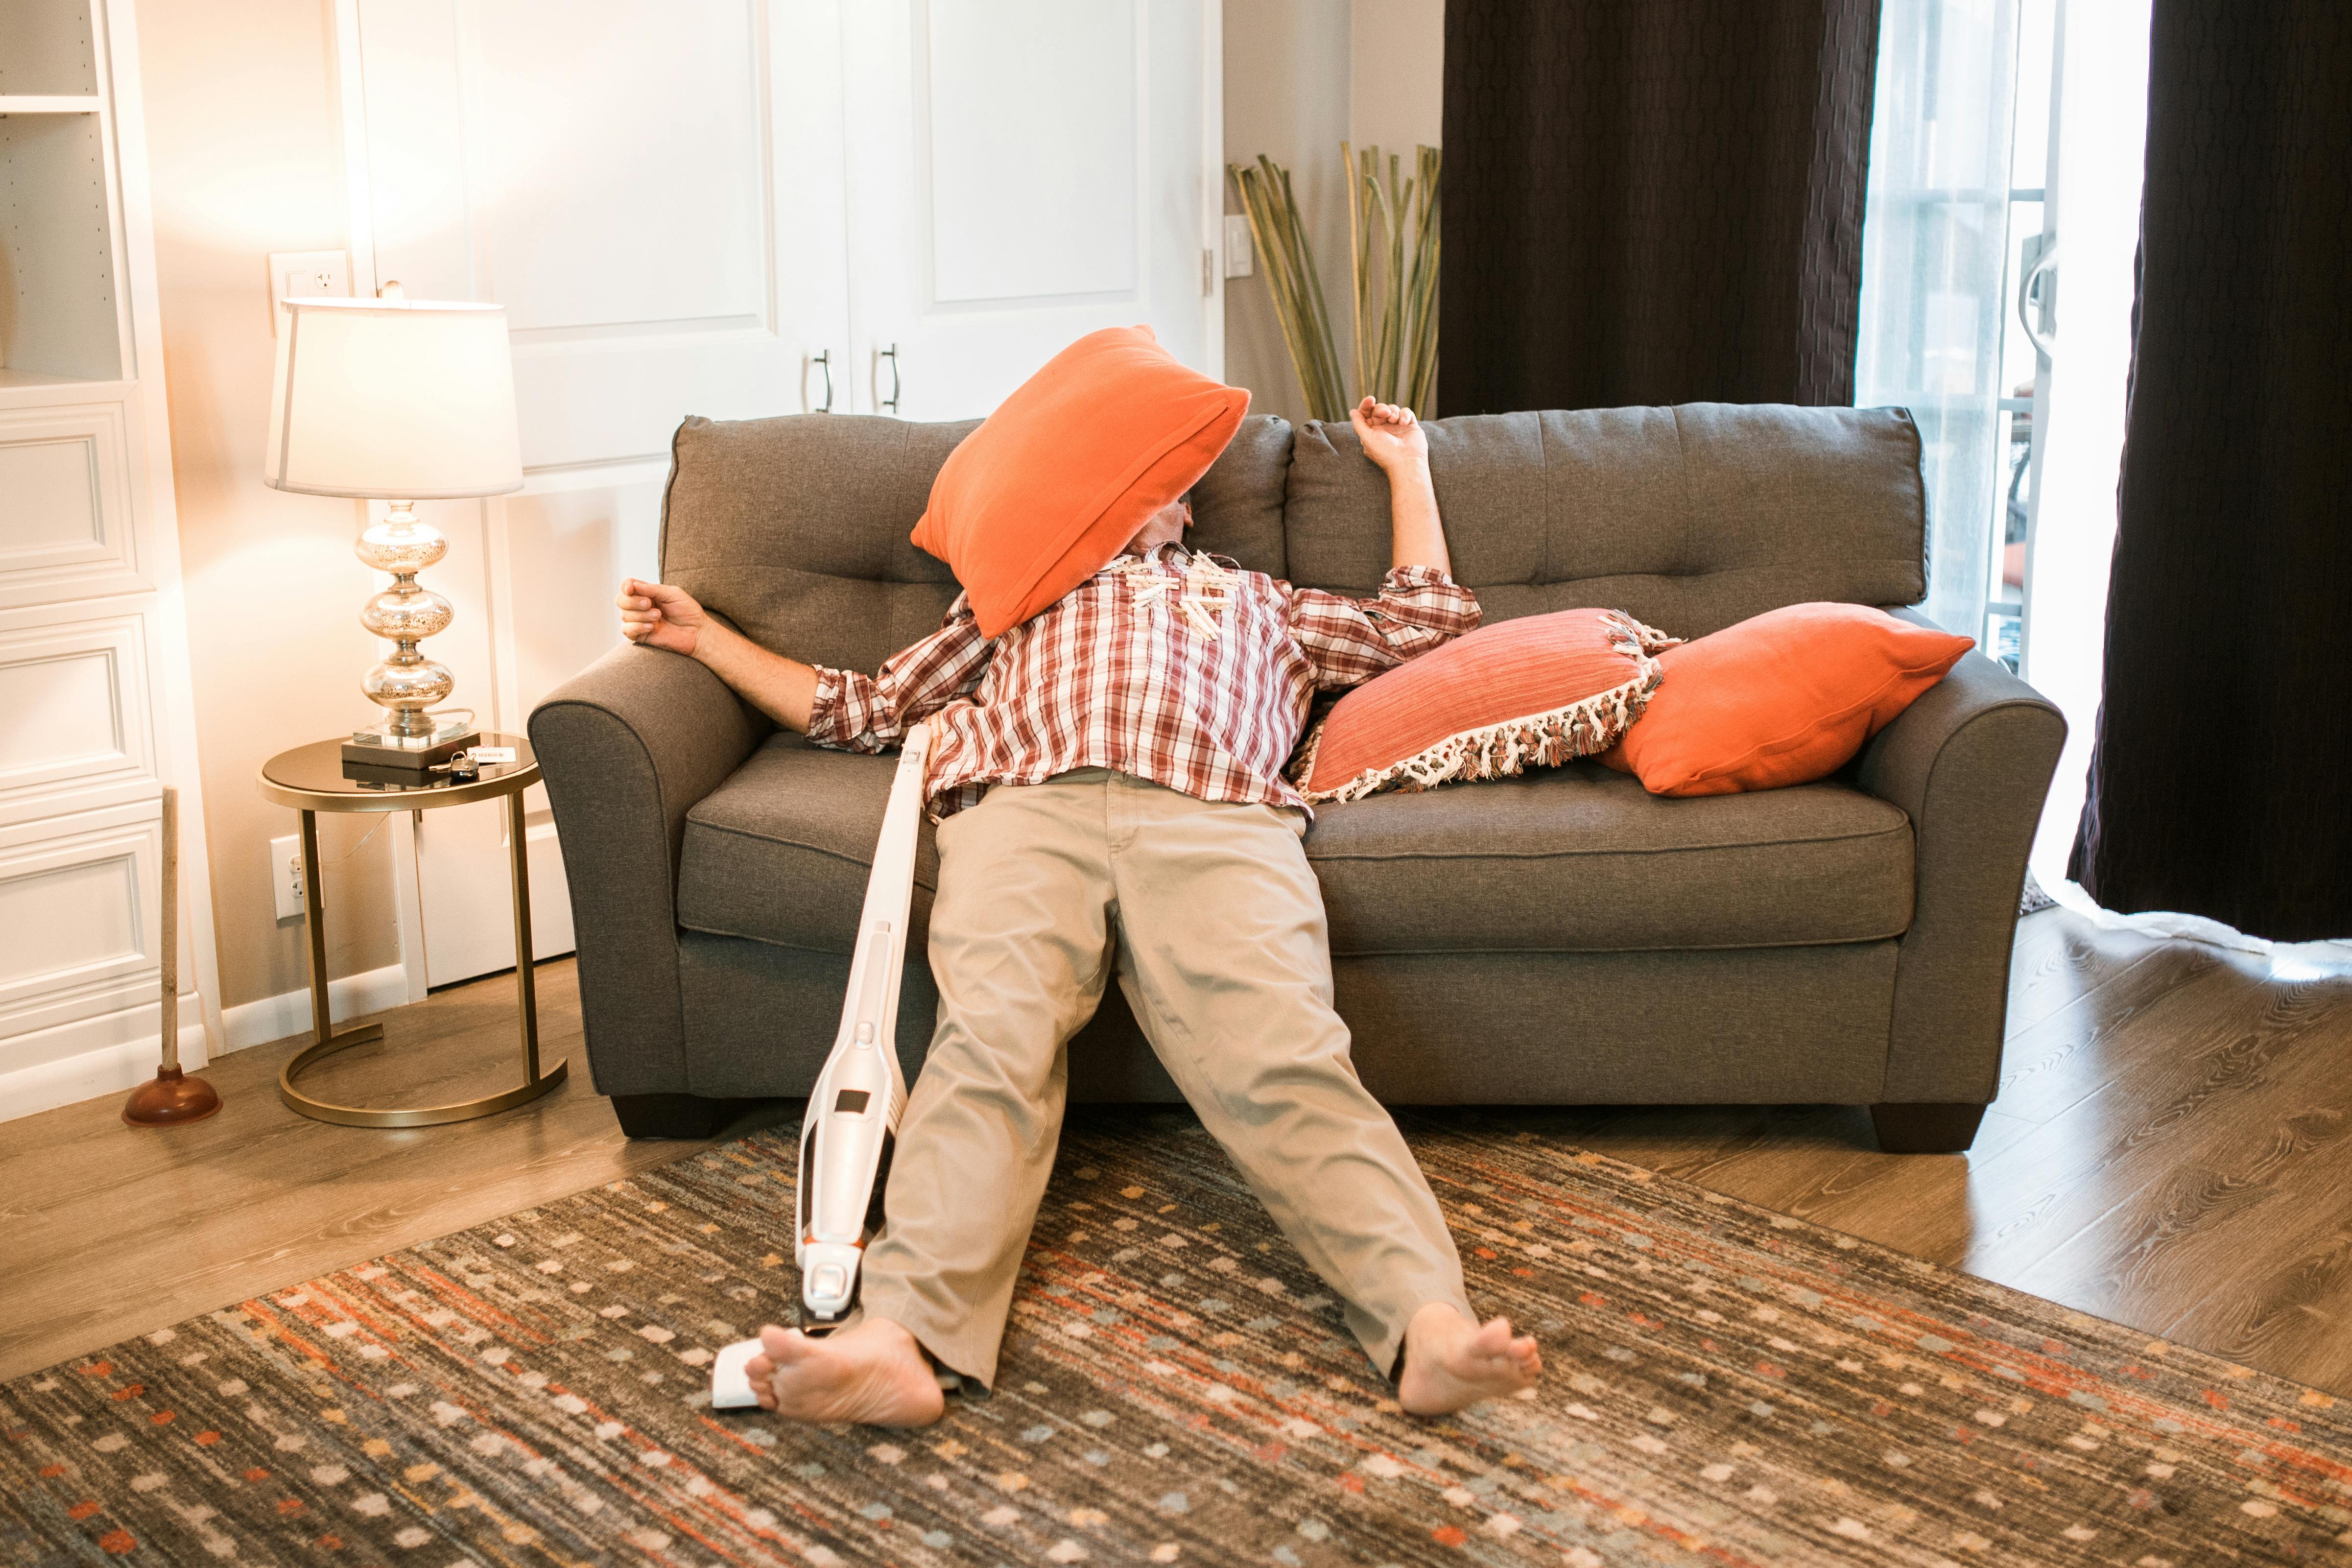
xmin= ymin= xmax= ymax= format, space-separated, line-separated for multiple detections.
xmin=1349 ymin=397 xmax=1449 ymax=576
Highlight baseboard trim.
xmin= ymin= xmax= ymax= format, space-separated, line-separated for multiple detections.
xmin=220 ymin=963 xmax=411 ymax=1054
xmin=0 ymin=1004 xmax=211 ymax=1123
xmin=0 ymin=963 xmax=417 ymax=1126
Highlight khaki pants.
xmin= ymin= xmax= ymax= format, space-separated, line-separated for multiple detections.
xmin=858 ymin=768 xmax=1472 ymax=1390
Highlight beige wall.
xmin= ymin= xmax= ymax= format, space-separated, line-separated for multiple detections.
xmin=1221 ymin=0 xmax=1353 ymax=428
xmin=1221 ymin=0 xmax=1443 ymax=427
xmin=1349 ymin=0 xmax=1445 ymax=158
xmin=141 ymin=0 xmax=403 ymax=1014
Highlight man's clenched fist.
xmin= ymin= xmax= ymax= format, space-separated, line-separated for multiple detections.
xmin=616 ymin=578 xmax=707 ymax=658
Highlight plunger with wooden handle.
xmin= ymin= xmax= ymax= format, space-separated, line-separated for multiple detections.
xmin=123 ymin=787 xmax=222 ymax=1127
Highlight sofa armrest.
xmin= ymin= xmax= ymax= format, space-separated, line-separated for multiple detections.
xmin=528 ymin=644 xmax=769 ymax=1095
xmin=1852 ymin=613 xmax=2067 ymax=1104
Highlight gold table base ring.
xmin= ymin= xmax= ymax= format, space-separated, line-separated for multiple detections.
xmin=277 ymin=1022 xmax=569 ymax=1129
xmin=259 ymin=742 xmax=559 ymax=1132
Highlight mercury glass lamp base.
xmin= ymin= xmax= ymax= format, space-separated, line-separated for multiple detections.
xmin=344 ymin=715 xmax=480 ymax=773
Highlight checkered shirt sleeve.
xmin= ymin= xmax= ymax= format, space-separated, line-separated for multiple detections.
xmin=1282 ymin=564 xmax=1483 ymax=689
xmin=805 ymin=593 xmax=995 ymax=753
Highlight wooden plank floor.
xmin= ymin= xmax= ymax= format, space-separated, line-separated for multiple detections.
xmin=4 ymin=910 xmax=2350 ymax=1397
xmin=0 ymin=962 xmax=791 ymax=1386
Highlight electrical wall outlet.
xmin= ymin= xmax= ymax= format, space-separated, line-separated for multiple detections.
xmin=266 ymin=249 xmax=351 ymax=333
xmin=1223 ymin=214 xmax=1255 ymax=279
xmin=269 ymin=833 xmax=307 ymax=921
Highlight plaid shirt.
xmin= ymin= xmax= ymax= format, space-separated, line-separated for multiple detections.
xmin=807 ymin=544 xmax=1481 ymax=815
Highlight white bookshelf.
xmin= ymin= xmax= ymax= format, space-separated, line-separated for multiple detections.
xmin=0 ymin=0 xmax=225 ymax=1120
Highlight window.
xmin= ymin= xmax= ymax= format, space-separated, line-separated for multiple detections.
xmin=1856 ymin=0 xmax=2058 ymax=671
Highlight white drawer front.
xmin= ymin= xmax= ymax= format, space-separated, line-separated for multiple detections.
xmin=0 ymin=610 xmax=155 ymax=827
xmin=0 ymin=402 xmax=143 ymax=609
xmin=0 ymin=804 xmax=166 ymax=1060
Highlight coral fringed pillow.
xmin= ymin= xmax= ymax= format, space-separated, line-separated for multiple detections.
xmin=911 ymin=326 xmax=1247 ymax=637
xmin=1599 ymin=601 xmax=1974 ymax=796
xmin=1289 ymin=609 xmax=1680 ymax=804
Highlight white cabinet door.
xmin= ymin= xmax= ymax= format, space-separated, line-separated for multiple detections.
xmin=350 ymin=0 xmax=854 ymax=464
xmin=836 ymin=0 xmax=1222 ymax=419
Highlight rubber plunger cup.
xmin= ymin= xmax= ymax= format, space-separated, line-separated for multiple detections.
xmin=124 ymin=786 xmax=221 ymax=1128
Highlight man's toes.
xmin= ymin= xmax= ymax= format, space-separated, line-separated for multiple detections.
xmin=1468 ymin=1318 xmax=1516 ymax=1357
xmin=759 ymin=1324 xmax=805 ymax=1363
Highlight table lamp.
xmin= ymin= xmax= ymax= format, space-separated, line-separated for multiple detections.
xmin=264 ymin=282 xmax=523 ymax=773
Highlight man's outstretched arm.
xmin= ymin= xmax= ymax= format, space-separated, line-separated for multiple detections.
xmin=618 ymin=579 xmax=819 ymax=731
xmin=617 ymin=579 xmax=990 ymax=750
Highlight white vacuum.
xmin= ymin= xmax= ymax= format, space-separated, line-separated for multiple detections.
xmin=711 ymin=720 xmax=931 ymax=1412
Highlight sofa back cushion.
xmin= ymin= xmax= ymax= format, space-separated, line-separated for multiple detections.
xmin=659 ymin=411 xmax=1292 ymax=674
xmin=1284 ymin=404 xmax=1926 ymax=637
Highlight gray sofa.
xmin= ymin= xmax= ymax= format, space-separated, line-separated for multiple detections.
xmin=529 ymin=404 xmax=2065 ymax=1153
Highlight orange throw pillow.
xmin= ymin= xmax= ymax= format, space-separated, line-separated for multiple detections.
xmin=1600 ymin=602 xmax=1973 ymax=796
xmin=1291 ymin=609 xmax=1680 ymax=803
xmin=910 ymin=326 xmax=1248 ymax=637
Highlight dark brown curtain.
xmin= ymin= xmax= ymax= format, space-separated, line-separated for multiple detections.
xmin=1439 ymin=0 xmax=1880 ymax=415
xmin=2070 ymin=2 xmax=2352 ymax=941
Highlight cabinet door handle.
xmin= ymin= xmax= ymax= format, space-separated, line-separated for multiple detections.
xmin=811 ymin=350 xmax=835 ymax=413
xmin=878 ymin=343 xmax=900 ymax=414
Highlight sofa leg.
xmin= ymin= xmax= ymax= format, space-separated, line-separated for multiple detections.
xmin=1870 ymin=1101 xmax=1988 ymax=1154
xmin=609 ymin=1093 xmax=759 ymax=1140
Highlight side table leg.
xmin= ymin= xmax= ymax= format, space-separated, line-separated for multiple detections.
xmin=280 ymin=808 xmax=387 ymax=1121
xmin=300 ymin=808 xmax=333 ymax=1045
xmin=508 ymin=788 xmax=541 ymax=1082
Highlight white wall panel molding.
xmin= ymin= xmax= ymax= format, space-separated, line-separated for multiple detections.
xmin=0 ymin=399 xmax=143 ymax=609
xmin=0 ymin=801 xmax=165 ymax=1045
xmin=0 ymin=608 xmax=156 ymax=827
xmin=0 ymin=0 xmax=225 ymax=1119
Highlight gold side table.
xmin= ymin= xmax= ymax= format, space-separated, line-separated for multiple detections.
xmin=259 ymin=734 xmax=567 ymax=1127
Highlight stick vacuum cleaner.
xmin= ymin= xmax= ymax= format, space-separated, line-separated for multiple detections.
xmin=710 ymin=720 xmax=932 ymax=1410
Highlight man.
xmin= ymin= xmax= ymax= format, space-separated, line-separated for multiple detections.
xmin=616 ymin=398 xmax=1541 ymax=1426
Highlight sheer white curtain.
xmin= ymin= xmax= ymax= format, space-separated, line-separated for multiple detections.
xmin=2020 ymin=0 xmax=2151 ymax=895
xmin=1855 ymin=0 xmax=2022 ymax=640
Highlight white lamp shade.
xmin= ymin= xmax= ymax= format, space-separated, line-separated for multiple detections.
xmin=264 ymin=295 xmax=524 ymax=499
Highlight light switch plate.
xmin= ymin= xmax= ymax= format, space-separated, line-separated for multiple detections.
xmin=1223 ymin=214 xmax=1255 ymax=279
xmin=267 ymin=249 xmax=351 ymax=333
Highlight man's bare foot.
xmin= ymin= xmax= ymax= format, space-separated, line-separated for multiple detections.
xmin=742 ymin=1317 xmax=946 ymax=1427
xmin=1397 ymin=1302 xmax=1542 ymax=1415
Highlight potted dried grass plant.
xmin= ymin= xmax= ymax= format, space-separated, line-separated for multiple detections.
xmin=1228 ymin=143 xmax=1441 ymax=422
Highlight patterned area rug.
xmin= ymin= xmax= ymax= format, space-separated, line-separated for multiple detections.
xmin=6 ymin=1112 xmax=2350 ymax=1568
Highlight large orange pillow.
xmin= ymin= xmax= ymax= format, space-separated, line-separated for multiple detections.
xmin=1291 ymin=609 xmax=1679 ymax=803
xmin=911 ymin=326 xmax=1247 ymax=637
xmin=1600 ymin=602 xmax=1973 ymax=796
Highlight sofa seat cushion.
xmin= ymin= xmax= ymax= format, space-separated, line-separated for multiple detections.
xmin=1304 ymin=762 xmax=1913 ymax=955
xmin=677 ymin=735 xmax=939 ymax=955
xmin=676 ymin=739 xmax=1912 ymax=958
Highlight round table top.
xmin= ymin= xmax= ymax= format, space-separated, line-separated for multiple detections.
xmin=260 ymin=733 xmax=540 ymax=813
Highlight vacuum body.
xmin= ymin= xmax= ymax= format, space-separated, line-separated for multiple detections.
xmin=793 ymin=720 xmax=931 ymax=1327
